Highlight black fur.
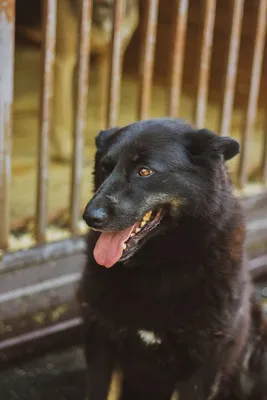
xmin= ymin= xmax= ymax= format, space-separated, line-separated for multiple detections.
xmin=79 ymin=118 xmax=267 ymax=399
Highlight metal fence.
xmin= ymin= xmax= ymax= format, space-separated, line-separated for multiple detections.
xmin=0 ymin=0 xmax=267 ymax=361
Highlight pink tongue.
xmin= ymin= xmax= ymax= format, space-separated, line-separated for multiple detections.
xmin=94 ymin=224 xmax=136 ymax=268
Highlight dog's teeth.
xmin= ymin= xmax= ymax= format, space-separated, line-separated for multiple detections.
xmin=130 ymin=233 xmax=135 ymax=237
xmin=140 ymin=221 xmax=146 ymax=228
xmin=135 ymin=228 xmax=141 ymax=233
xmin=123 ymin=243 xmax=127 ymax=250
xmin=143 ymin=211 xmax=152 ymax=221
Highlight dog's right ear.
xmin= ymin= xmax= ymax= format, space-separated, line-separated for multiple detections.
xmin=95 ymin=127 xmax=121 ymax=153
xmin=94 ymin=127 xmax=120 ymax=191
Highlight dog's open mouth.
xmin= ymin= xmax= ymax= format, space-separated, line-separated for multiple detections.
xmin=93 ymin=209 xmax=162 ymax=268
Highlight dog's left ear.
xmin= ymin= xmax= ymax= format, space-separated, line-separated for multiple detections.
xmin=200 ymin=129 xmax=240 ymax=161
xmin=186 ymin=128 xmax=240 ymax=161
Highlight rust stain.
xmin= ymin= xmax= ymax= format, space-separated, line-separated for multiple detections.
xmin=51 ymin=304 xmax=68 ymax=321
xmin=33 ymin=311 xmax=46 ymax=325
xmin=0 ymin=0 xmax=14 ymax=22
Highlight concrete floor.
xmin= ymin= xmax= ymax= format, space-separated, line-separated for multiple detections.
xmin=12 ymin=43 xmax=265 ymax=235
xmin=0 ymin=346 xmax=87 ymax=400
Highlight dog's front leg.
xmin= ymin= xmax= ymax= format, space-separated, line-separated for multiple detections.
xmin=51 ymin=0 xmax=78 ymax=162
xmin=84 ymin=325 xmax=121 ymax=400
xmin=86 ymin=346 xmax=117 ymax=400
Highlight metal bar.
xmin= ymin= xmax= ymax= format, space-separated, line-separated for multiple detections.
xmin=35 ymin=0 xmax=57 ymax=244
xmin=261 ymin=120 xmax=267 ymax=182
xmin=238 ymin=0 xmax=267 ymax=187
xmin=219 ymin=0 xmax=244 ymax=136
xmin=106 ymin=0 xmax=125 ymax=128
xmin=167 ymin=0 xmax=189 ymax=118
xmin=70 ymin=0 xmax=92 ymax=235
xmin=0 ymin=317 xmax=82 ymax=353
xmin=0 ymin=236 xmax=85 ymax=273
xmin=194 ymin=0 xmax=216 ymax=127
xmin=137 ymin=0 xmax=159 ymax=120
xmin=0 ymin=0 xmax=15 ymax=252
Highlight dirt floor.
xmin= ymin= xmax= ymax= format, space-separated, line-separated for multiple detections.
xmin=11 ymin=42 xmax=266 ymax=249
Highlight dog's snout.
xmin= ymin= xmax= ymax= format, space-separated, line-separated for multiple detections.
xmin=83 ymin=206 xmax=108 ymax=228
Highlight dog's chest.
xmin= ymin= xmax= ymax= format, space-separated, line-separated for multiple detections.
xmin=87 ymin=265 xmax=176 ymax=326
xmin=137 ymin=329 xmax=162 ymax=346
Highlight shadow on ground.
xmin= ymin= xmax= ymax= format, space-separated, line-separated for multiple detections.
xmin=0 ymin=347 xmax=86 ymax=400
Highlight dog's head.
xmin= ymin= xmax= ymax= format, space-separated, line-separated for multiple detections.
xmin=83 ymin=118 xmax=240 ymax=268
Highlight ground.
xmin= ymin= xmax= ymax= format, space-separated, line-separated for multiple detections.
xmin=0 ymin=279 xmax=266 ymax=400
xmin=0 ymin=346 xmax=87 ymax=400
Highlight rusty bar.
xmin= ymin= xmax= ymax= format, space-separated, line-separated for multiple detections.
xmin=167 ymin=0 xmax=189 ymax=117
xmin=219 ymin=0 xmax=244 ymax=136
xmin=194 ymin=0 xmax=216 ymax=127
xmin=70 ymin=0 xmax=92 ymax=235
xmin=238 ymin=0 xmax=267 ymax=188
xmin=35 ymin=0 xmax=57 ymax=243
xmin=261 ymin=119 xmax=267 ymax=182
xmin=0 ymin=317 xmax=82 ymax=355
xmin=0 ymin=0 xmax=15 ymax=252
xmin=137 ymin=0 xmax=159 ymax=120
xmin=106 ymin=0 xmax=125 ymax=128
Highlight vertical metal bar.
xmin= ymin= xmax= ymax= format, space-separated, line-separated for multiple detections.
xmin=194 ymin=0 xmax=216 ymax=127
xmin=35 ymin=0 xmax=57 ymax=243
xmin=70 ymin=0 xmax=92 ymax=235
xmin=167 ymin=0 xmax=189 ymax=118
xmin=238 ymin=0 xmax=267 ymax=188
xmin=106 ymin=0 xmax=124 ymax=128
xmin=219 ymin=0 xmax=244 ymax=136
xmin=0 ymin=0 xmax=15 ymax=252
xmin=137 ymin=0 xmax=159 ymax=120
xmin=261 ymin=120 xmax=267 ymax=182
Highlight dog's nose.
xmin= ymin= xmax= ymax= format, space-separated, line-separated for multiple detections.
xmin=83 ymin=206 xmax=108 ymax=228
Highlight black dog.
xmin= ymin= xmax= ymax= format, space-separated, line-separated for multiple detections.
xmin=79 ymin=118 xmax=267 ymax=399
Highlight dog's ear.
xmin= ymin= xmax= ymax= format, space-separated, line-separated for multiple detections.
xmin=94 ymin=127 xmax=121 ymax=191
xmin=95 ymin=127 xmax=121 ymax=153
xmin=185 ymin=128 xmax=240 ymax=161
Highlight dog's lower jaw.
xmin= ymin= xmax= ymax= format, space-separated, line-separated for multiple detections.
xmin=120 ymin=210 xmax=163 ymax=261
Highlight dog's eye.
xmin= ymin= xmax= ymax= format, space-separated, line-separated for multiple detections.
xmin=138 ymin=167 xmax=153 ymax=177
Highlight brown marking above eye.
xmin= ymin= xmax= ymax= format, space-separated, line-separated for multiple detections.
xmin=138 ymin=167 xmax=153 ymax=177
